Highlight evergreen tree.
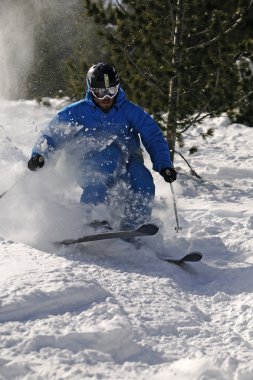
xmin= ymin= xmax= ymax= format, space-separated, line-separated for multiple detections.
xmin=82 ymin=0 xmax=252 ymax=158
xmin=225 ymin=3 xmax=253 ymax=127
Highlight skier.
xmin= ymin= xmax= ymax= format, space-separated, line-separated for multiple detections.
xmin=28 ymin=62 xmax=177 ymax=229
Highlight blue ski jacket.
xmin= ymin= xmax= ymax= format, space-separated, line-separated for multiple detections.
xmin=32 ymin=88 xmax=172 ymax=173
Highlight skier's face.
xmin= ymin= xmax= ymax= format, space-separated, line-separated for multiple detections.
xmin=94 ymin=96 xmax=114 ymax=111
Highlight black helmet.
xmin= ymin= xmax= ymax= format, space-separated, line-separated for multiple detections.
xmin=87 ymin=63 xmax=119 ymax=89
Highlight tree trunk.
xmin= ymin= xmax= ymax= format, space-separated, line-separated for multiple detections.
xmin=166 ymin=0 xmax=184 ymax=163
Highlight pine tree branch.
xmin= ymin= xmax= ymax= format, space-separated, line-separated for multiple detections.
xmin=179 ymin=88 xmax=253 ymax=135
xmin=186 ymin=13 xmax=245 ymax=52
xmin=121 ymin=46 xmax=167 ymax=96
xmin=179 ymin=65 xmax=221 ymax=133
xmin=166 ymin=0 xmax=175 ymax=41
xmin=179 ymin=113 xmax=209 ymax=134
xmin=175 ymin=150 xmax=202 ymax=179
xmin=115 ymin=0 xmax=130 ymax=16
xmin=230 ymin=89 xmax=253 ymax=106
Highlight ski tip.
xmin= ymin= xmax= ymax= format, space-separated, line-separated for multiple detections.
xmin=160 ymin=251 xmax=203 ymax=265
xmin=137 ymin=223 xmax=159 ymax=235
xmin=182 ymin=251 xmax=202 ymax=262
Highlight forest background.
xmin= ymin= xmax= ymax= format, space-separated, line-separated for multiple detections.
xmin=1 ymin=0 xmax=252 ymax=158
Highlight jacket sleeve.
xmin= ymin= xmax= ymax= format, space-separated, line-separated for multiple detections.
xmin=129 ymin=103 xmax=173 ymax=172
xmin=31 ymin=107 xmax=79 ymax=158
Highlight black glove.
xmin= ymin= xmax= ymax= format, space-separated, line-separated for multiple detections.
xmin=27 ymin=154 xmax=45 ymax=171
xmin=160 ymin=167 xmax=177 ymax=183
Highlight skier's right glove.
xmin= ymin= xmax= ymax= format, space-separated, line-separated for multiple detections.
xmin=27 ymin=154 xmax=45 ymax=171
xmin=160 ymin=167 xmax=177 ymax=183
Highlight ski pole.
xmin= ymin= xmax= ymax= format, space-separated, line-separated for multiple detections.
xmin=0 ymin=173 xmax=27 ymax=200
xmin=170 ymin=183 xmax=182 ymax=232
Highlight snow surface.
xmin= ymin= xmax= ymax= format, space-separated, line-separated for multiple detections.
xmin=0 ymin=99 xmax=253 ymax=380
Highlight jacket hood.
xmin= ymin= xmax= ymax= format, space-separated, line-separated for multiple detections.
xmin=84 ymin=86 xmax=127 ymax=109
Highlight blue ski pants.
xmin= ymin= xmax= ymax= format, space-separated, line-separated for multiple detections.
xmin=79 ymin=144 xmax=155 ymax=227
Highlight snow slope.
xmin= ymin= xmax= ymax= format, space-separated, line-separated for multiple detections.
xmin=0 ymin=99 xmax=253 ymax=380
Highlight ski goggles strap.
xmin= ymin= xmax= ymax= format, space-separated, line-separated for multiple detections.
xmin=90 ymin=84 xmax=119 ymax=100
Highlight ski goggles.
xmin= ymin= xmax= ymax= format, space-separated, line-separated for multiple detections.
xmin=90 ymin=84 xmax=119 ymax=100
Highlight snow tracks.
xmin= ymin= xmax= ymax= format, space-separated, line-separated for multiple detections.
xmin=0 ymin=241 xmax=143 ymax=379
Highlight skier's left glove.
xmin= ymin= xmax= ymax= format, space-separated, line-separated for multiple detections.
xmin=160 ymin=167 xmax=177 ymax=183
xmin=27 ymin=154 xmax=45 ymax=171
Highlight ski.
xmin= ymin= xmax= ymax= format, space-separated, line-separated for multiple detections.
xmin=55 ymin=223 xmax=159 ymax=246
xmin=159 ymin=251 xmax=202 ymax=264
